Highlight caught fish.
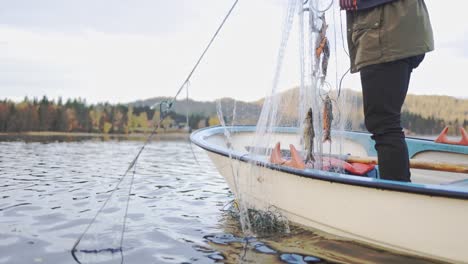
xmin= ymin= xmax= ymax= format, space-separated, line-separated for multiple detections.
xmin=315 ymin=16 xmax=328 ymax=57
xmin=315 ymin=14 xmax=330 ymax=78
xmin=323 ymin=95 xmax=333 ymax=142
xmin=304 ymin=107 xmax=315 ymax=163
xmin=320 ymin=38 xmax=330 ymax=77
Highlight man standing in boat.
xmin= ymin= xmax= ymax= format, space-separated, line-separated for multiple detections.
xmin=341 ymin=0 xmax=434 ymax=182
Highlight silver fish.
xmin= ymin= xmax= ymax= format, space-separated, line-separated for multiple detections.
xmin=304 ymin=107 xmax=315 ymax=163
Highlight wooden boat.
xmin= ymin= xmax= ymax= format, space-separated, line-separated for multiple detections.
xmin=191 ymin=126 xmax=468 ymax=263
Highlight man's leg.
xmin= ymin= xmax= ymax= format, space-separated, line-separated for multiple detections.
xmin=360 ymin=55 xmax=424 ymax=182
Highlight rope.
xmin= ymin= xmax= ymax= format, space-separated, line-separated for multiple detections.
xmin=185 ymin=81 xmax=201 ymax=166
xmin=71 ymin=1 xmax=239 ymax=262
xmin=185 ymin=81 xmax=190 ymax=131
xmin=339 ymin=10 xmax=350 ymax=57
xmin=304 ymin=0 xmax=334 ymax=13
xmin=337 ymin=9 xmax=351 ymax=98
xmin=118 ymin=159 xmax=137 ymax=264
xmin=338 ymin=67 xmax=350 ymax=98
xmin=169 ymin=0 xmax=239 ymax=108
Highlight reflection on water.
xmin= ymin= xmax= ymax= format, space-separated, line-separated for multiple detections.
xmin=0 ymin=137 xmax=444 ymax=263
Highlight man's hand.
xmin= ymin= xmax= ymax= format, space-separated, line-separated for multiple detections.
xmin=340 ymin=0 xmax=357 ymax=10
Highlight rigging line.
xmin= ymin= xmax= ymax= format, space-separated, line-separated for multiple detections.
xmin=71 ymin=108 xmax=175 ymax=263
xmin=189 ymin=139 xmax=201 ymax=167
xmin=71 ymin=2 xmax=239 ymax=260
xmin=338 ymin=67 xmax=350 ymax=98
xmin=185 ymin=81 xmax=190 ymax=130
xmin=332 ymin=0 xmax=339 ymax=97
xmin=339 ymin=9 xmax=350 ymax=57
xmin=338 ymin=9 xmax=350 ymax=98
xmin=169 ymin=0 xmax=239 ymax=107
xmin=302 ymin=0 xmax=334 ymax=13
xmin=119 ymin=159 xmax=138 ymax=264
xmin=185 ymin=81 xmax=201 ymax=167
xmin=302 ymin=0 xmax=333 ymax=12
xmin=311 ymin=0 xmax=333 ymax=13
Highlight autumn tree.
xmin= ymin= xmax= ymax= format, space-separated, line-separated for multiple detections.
xmin=208 ymin=115 xmax=220 ymax=126
xmin=0 ymin=101 xmax=12 ymax=132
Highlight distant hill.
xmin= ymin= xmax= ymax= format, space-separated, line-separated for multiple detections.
xmin=404 ymin=94 xmax=467 ymax=124
xmin=2 ymin=89 xmax=464 ymax=135
xmin=131 ymin=97 xmax=262 ymax=125
xmin=133 ymin=88 xmax=467 ymax=135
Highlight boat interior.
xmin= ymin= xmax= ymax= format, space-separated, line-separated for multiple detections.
xmin=201 ymin=126 xmax=468 ymax=189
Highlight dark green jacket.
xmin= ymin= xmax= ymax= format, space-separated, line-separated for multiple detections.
xmin=347 ymin=0 xmax=434 ymax=73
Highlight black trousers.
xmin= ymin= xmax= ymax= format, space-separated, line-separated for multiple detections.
xmin=360 ymin=55 xmax=425 ymax=182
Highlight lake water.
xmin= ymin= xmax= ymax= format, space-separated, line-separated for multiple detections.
xmin=0 ymin=135 xmax=444 ymax=263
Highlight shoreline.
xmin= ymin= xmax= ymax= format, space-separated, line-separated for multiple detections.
xmin=0 ymin=131 xmax=190 ymax=141
xmin=0 ymin=131 xmax=454 ymax=143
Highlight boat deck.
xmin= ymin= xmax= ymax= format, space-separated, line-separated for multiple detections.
xmin=412 ymin=169 xmax=468 ymax=186
xmin=197 ymin=126 xmax=468 ymax=190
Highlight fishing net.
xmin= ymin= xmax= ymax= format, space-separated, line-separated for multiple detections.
xmin=71 ymin=165 xmax=137 ymax=264
xmin=242 ymin=0 xmax=352 ymax=170
xmin=216 ymin=0 xmax=356 ymax=236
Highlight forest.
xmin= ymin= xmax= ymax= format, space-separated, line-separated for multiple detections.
xmin=0 ymin=96 xmax=219 ymax=134
xmin=0 ymin=92 xmax=466 ymax=136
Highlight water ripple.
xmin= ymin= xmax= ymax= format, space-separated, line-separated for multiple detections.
xmin=0 ymin=139 xmax=444 ymax=264
xmin=0 ymin=203 xmax=33 ymax=211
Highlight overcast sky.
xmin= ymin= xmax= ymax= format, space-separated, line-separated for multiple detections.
xmin=0 ymin=0 xmax=467 ymax=104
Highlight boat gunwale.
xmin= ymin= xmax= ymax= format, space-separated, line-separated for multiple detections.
xmin=190 ymin=126 xmax=468 ymax=200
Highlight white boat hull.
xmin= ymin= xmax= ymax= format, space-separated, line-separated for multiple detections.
xmin=192 ymin=126 xmax=468 ymax=263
